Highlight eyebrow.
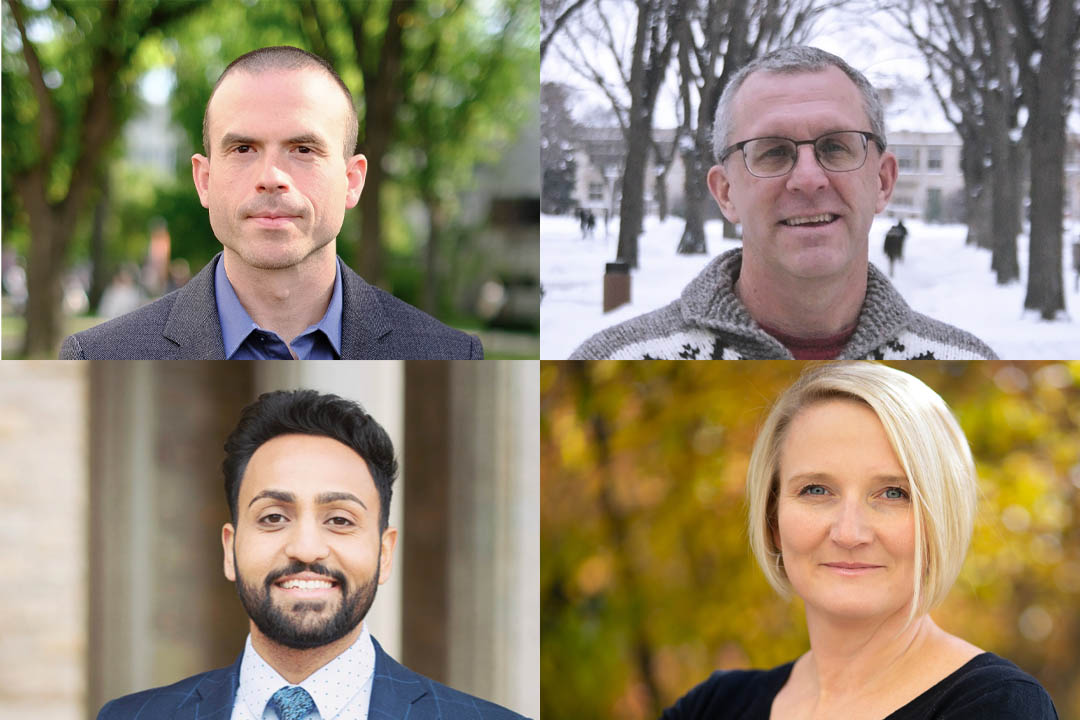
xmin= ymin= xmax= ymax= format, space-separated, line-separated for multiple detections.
xmin=220 ymin=132 xmax=257 ymax=151
xmin=783 ymin=472 xmax=909 ymax=486
xmin=248 ymin=489 xmax=368 ymax=511
xmin=219 ymin=132 xmax=330 ymax=151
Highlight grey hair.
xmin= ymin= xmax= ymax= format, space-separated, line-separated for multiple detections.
xmin=712 ymin=46 xmax=887 ymax=161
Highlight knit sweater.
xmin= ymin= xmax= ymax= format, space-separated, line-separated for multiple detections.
xmin=569 ymin=248 xmax=998 ymax=360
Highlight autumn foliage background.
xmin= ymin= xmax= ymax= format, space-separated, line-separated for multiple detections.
xmin=540 ymin=361 xmax=1080 ymax=719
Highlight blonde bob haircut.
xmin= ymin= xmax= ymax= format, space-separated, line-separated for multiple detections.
xmin=746 ymin=362 xmax=977 ymax=622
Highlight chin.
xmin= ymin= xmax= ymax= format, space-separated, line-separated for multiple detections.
xmin=782 ymin=251 xmax=853 ymax=280
xmin=235 ymin=241 xmax=316 ymax=271
xmin=807 ymin=592 xmax=908 ymax=623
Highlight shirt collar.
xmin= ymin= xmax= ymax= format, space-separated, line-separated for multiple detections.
xmin=237 ymin=623 xmax=375 ymax=720
xmin=213 ymin=254 xmax=343 ymax=359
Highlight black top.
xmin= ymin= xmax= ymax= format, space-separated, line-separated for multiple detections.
xmin=660 ymin=653 xmax=1058 ymax=720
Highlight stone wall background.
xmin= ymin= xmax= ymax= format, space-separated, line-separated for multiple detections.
xmin=0 ymin=363 xmax=88 ymax=720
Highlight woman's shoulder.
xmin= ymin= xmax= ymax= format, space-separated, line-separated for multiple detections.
xmin=659 ymin=662 xmax=794 ymax=720
xmin=895 ymin=652 xmax=1059 ymax=720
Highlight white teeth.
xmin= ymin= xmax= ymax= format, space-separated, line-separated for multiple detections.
xmin=279 ymin=579 xmax=333 ymax=590
xmin=784 ymin=213 xmax=836 ymax=226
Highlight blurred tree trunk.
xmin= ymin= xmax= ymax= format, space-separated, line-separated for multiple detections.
xmin=1010 ymin=0 xmax=1078 ymax=318
xmin=984 ymin=0 xmax=1021 ymax=284
xmin=341 ymin=0 xmax=416 ymax=287
xmin=88 ymin=173 xmax=110 ymax=313
xmin=6 ymin=0 xmax=200 ymax=357
xmin=616 ymin=0 xmax=682 ymax=268
xmin=423 ymin=196 xmax=445 ymax=315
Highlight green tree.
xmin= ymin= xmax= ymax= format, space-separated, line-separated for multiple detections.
xmin=1 ymin=0 xmax=203 ymax=357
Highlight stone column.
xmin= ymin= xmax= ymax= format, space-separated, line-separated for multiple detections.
xmin=0 ymin=362 xmax=88 ymax=720
xmin=87 ymin=362 xmax=254 ymax=715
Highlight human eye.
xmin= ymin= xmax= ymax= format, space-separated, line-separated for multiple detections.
xmin=798 ymin=484 xmax=829 ymax=497
xmin=234 ymin=145 xmax=253 ymax=154
xmin=818 ymin=134 xmax=856 ymax=157
xmin=258 ymin=512 xmax=288 ymax=526
xmin=327 ymin=516 xmax=356 ymax=528
xmin=756 ymin=139 xmax=794 ymax=159
xmin=882 ymin=486 xmax=909 ymax=500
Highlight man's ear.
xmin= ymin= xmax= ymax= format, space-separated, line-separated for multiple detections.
xmin=377 ymin=526 xmax=398 ymax=585
xmin=874 ymin=150 xmax=898 ymax=213
xmin=707 ymin=164 xmax=740 ymax=224
xmin=222 ymin=522 xmax=237 ymax=582
xmin=344 ymin=153 xmax=367 ymax=210
xmin=192 ymin=154 xmax=211 ymax=210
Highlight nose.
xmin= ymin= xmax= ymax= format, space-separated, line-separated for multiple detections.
xmin=829 ymin=498 xmax=873 ymax=548
xmin=784 ymin=143 xmax=828 ymax=193
xmin=284 ymin=518 xmax=330 ymax=564
xmin=255 ymin=151 xmax=291 ymax=194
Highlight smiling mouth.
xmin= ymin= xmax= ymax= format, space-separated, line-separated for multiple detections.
xmin=274 ymin=577 xmax=339 ymax=592
xmin=781 ymin=213 xmax=838 ymax=227
xmin=822 ymin=563 xmax=883 ymax=575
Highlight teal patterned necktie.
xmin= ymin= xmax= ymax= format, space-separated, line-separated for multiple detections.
xmin=267 ymin=685 xmax=317 ymax=720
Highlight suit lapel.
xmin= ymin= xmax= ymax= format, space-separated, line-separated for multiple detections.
xmin=171 ymin=653 xmax=241 ymax=720
xmin=369 ymin=637 xmax=429 ymax=719
xmin=162 ymin=254 xmax=227 ymax=359
xmin=339 ymin=261 xmax=393 ymax=359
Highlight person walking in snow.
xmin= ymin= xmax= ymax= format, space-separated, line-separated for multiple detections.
xmin=884 ymin=218 xmax=908 ymax=277
xmin=570 ymin=46 xmax=996 ymax=360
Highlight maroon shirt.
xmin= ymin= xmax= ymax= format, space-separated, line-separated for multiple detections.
xmin=757 ymin=321 xmax=857 ymax=360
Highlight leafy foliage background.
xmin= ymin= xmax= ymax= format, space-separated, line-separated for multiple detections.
xmin=541 ymin=361 xmax=1080 ymax=719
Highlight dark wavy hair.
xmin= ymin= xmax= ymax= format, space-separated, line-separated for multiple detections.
xmin=223 ymin=390 xmax=397 ymax=532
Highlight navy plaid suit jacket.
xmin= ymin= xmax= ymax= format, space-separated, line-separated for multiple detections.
xmin=60 ymin=254 xmax=483 ymax=359
xmin=95 ymin=637 xmax=527 ymax=720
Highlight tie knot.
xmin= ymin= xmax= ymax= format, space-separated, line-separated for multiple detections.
xmin=267 ymin=685 xmax=317 ymax=720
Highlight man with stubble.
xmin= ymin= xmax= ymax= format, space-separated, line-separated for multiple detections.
xmin=61 ymin=46 xmax=482 ymax=359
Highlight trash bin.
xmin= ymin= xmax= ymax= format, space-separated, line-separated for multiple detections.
xmin=603 ymin=261 xmax=631 ymax=313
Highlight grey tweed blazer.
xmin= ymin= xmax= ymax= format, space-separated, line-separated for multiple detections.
xmin=60 ymin=254 xmax=483 ymax=359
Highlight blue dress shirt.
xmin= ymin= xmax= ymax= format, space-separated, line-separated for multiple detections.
xmin=214 ymin=254 xmax=343 ymax=359
xmin=231 ymin=625 xmax=376 ymax=720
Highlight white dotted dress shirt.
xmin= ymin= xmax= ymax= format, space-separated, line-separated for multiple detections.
xmin=230 ymin=623 xmax=376 ymax=720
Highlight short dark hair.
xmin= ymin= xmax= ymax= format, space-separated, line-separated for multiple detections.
xmin=223 ymin=390 xmax=397 ymax=532
xmin=202 ymin=45 xmax=359 ymax=160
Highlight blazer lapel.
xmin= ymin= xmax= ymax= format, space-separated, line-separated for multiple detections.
xmin=339 ymin=261 xmax=393 ymax=359
xmin=369 ymin=637 xmax=429 ymax=719
xmin=171 ymin=653 xmax=241 ymax=720
xmin=162 ymin=254 xmax=227 ymax=359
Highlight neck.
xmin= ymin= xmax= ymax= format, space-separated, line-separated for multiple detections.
xmin=222 ymin=244 xmax=337 ymax=350
xmin=249 ymin=621 xmax=363 ymax=685
xmin=799 ymin=607 xmax=936 ymax=702
xmin=736 ymin=253 xmax=867 ymax=338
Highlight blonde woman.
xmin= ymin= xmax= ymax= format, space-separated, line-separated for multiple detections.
xmin=662 ymin=363 xmax=1058 ymax=719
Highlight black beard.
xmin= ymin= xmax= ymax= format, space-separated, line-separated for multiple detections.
xmin=234 ymin=552 xmax=379 ymax=650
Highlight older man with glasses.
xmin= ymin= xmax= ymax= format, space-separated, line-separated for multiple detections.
xmin=570 ymin=46 xmax=997 ymax=360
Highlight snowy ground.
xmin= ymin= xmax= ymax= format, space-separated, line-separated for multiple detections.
xmin=540 ymin=214 xmax=1080 ymax=359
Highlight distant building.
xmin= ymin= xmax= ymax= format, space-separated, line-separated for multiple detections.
xmin=124 ymin=100 xmax=185 ymax=176
xmin=886 ymin=130 xmax=966 ymax=222
xmin=570 ymin=127 xmax=686 ymax=218
xmin=1067 ymin=134 xmax=1080 ymax=224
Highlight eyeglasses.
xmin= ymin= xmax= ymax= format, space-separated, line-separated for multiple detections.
xmin=718 ymin=130 xmax=886 ymax=178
